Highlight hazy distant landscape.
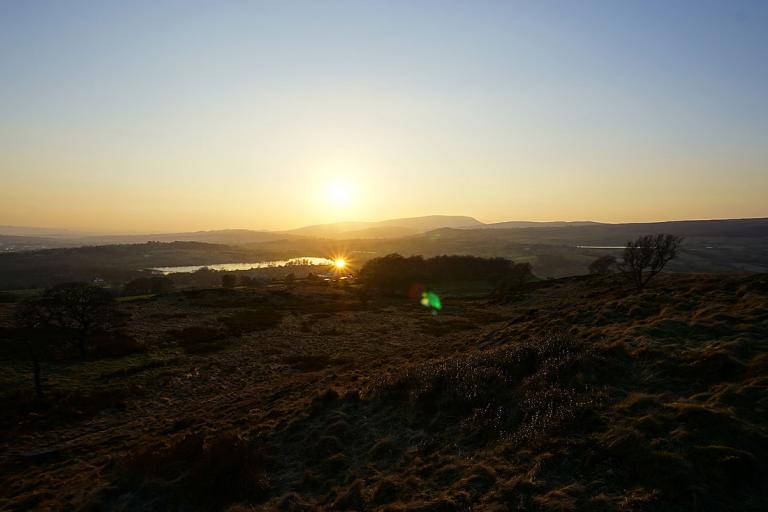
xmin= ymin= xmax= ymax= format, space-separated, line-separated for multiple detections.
xmin=1 ymin=216 xmax=766 ymax=291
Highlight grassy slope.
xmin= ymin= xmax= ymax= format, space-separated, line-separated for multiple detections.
xmin=0 ymin=274 xmax=766 ymax=511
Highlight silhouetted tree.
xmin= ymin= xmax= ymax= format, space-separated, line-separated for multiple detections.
xmin=13 ymin=301 xmax=58 ymax=396
xmin=359 ymin=254 xmax=513 ymax=294
xmin=38 ymin=282 xmax=117 ymax=360
xmin=589 ymin=255 xmax=617 ymax=275
xmin=221 ymin=274 xmax=238 ymax=289
xmin=618 ymin=234 xmax=683 ymax=290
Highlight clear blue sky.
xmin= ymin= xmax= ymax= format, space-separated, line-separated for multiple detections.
xmin=1 ymin=0 xmax=766 ymax=231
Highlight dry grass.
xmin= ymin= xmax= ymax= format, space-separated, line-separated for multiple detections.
xmin=1 ymin=274 xmax=767 ymax=511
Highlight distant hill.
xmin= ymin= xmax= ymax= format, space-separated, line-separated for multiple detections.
xmin=0 ymin=235 xmax=67 ymax=252
xmin=0 ymin=226 xmax=97 ymax=238
xmin=0 ymin=216 xmax=485 ymax=249
xmin=285 ymin=215 xmax=483 ymax=239
xmin=0 ymin=229 xmax=291 ymax=251
xmin=483 ymin=220 xmax=603 ymax=229
xmin=77 ymin=229 xmax=289 ymax=246
xmin=2 ymin=217 xmax=767 ymax=253
xmin=452 ymin=217 xmax=768 ymax=242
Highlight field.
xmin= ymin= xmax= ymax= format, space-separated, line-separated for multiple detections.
xmin=1 ymin=273 xmax=767 ymax=511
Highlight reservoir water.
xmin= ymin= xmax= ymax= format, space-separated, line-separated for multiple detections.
xmin=150 ymin=257 xmax=334 ymax=274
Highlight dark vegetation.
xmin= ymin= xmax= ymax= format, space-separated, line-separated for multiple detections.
xmin=619 ymin=233 xmax=684 ymax=290
xmin=123 ymin=276 xmax=175 ymax=295
xmin=4 ymin=283 xmax=139 ymax=398
xmin=0 ymin=241 xmax=261 ymax=290
xmin=359 ymin=254 xmax=526 ymax=294
xmin=365 ymin=332 xmax=604 ymax=445
xmin=1 ymin=242 xmax=767 ymax=510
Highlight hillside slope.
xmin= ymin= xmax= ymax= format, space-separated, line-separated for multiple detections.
xmin=1 ymin=273 xmax=766 ymax=510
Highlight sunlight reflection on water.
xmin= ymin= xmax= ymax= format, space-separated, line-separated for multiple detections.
xmin=149 ymin=257 xmax=334 ymax=274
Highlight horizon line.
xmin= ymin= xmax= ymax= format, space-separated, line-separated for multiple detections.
xmin=2 ymin=214 xmax=768 ymax=237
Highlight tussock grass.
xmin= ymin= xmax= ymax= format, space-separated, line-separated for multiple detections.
xmin=120 ymin=432 xmax=271 ymax=510
xmin=366 ymin=333 xmax=605 ymax=443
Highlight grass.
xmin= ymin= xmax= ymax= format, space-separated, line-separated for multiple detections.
xmin=116 ymin=294 xmax=156 ymax=302
xmin=366 ymin=333 xmax=605 ymax=444
xmin=219 ymin=309 xmax=283 ymax=336
xmin=0 ymin=349 xmax=181 ymax=430
xmin=2 ymin=273 xmax=767 ymax=511
xmin=166 ymin=325 xmax=229 ymax=354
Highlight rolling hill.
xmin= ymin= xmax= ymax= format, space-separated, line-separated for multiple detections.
xmin=283 ymin=215 xmax=484 ymax=239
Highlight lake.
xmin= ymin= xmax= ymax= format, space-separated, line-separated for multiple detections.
xmin=150 ymin=257 xmax=334 ymax=274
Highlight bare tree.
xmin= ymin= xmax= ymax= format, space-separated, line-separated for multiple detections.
xmin=13 ymin=300 xmax=59 ymax=396
xmin=618 ymin=234 xmax=683 ymax=290
xmin=40 ymin=282 xmax=117 ymax=360
xmin=589 ymin=254 xmax=617 ymax=275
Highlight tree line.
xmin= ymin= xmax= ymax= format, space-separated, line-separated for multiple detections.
xmin=358 ymin=254 xmax=532 ymax=294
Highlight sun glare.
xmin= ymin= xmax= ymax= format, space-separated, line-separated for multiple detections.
xmin=326 ymin=179 xmax=353 ymax=207
xmin=334 ymin=258 xmax=346 ymax=269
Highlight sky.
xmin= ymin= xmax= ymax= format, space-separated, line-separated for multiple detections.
xmin=1 ymin=0 xmax=766 ymax=232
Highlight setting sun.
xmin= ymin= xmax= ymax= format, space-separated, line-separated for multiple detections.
xmin=333 ymin=258 xmax=347 ymax=270
xmin=325 ymin=179 xmax=354 ymax=208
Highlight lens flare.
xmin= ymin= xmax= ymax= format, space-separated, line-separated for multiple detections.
xmin=334 ymin=258 xmax=346 ymax=269
xmin=421 ymin=291 xmax=442 ymax=311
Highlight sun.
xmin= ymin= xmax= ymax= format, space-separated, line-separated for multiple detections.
xmin=333 ymin=258 xmax=346 ymax=270
xmin=325 ymin=179 xmax=353 ymax=207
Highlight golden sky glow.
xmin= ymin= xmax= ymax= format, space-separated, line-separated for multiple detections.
xmin=1 ymin=2 xmax=766 ymax=232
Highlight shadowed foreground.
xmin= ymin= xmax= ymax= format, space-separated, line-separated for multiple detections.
xmin=1 ymin=273 xmax=767 ymax=511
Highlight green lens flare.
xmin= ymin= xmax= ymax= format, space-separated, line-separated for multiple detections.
xmin=420 ymin=291 xmax=442 ymax=310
